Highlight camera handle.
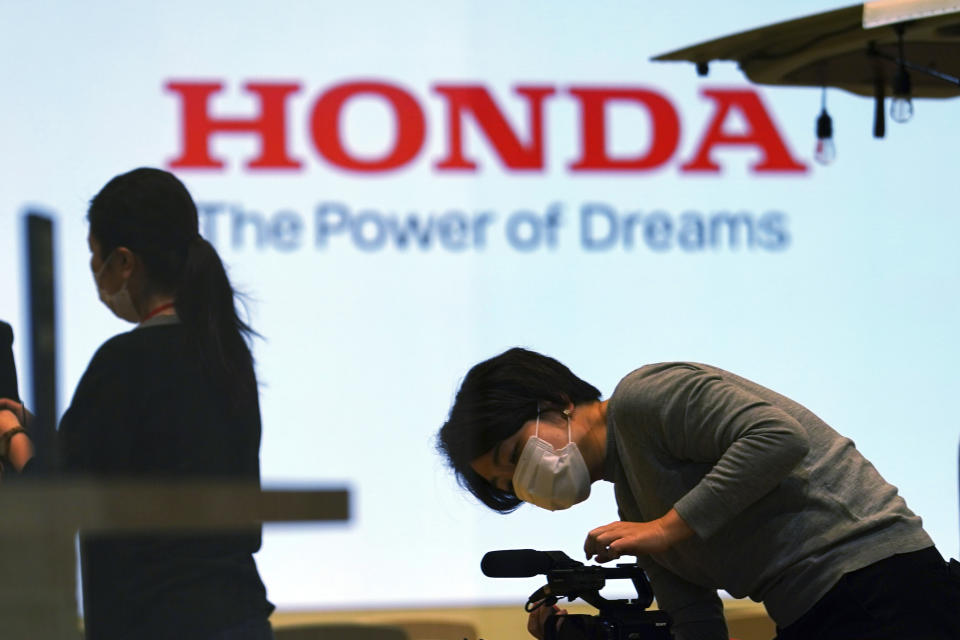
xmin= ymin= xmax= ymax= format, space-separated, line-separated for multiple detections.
xmin=525 ymin=567 xmax=638 ymax=613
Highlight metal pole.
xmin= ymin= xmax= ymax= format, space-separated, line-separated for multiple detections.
xmin=25 ymin=212 xmax=59 ymax=474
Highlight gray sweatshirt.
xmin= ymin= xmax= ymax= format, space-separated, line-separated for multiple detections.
xmin=605 ymin=363 xmax=932 ymax=640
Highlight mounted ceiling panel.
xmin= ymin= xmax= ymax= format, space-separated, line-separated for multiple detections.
xmin=651 ymin=1 xmax=960 ymax=99
xmin=864 ymin=0 xmax=960 ymax=29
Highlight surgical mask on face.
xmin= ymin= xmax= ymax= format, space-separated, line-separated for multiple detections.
xmin=93 ymin=252 xmax=140 ymax=323
xmin=512 ymin=406 xmax=591 ymax=511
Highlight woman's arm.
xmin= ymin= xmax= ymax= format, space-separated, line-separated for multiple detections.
xmin=619 ymin=364 xmax=810 ymax=540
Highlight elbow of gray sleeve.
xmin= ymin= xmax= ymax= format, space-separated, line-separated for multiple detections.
xmin=673 ymin=421 xmax=812 ymax=540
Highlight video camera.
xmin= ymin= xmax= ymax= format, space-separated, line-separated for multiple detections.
xmin=481 ymin=549 xmax=671 ymax=640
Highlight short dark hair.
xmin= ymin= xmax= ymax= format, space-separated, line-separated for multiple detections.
xmin=437 ymin=347 xmax=601 ymax=512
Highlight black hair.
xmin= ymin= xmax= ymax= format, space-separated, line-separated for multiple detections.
xmin=88 ymin=167 xmax=257 ymax=407
xmin=437 ymin=347 xmax=601 ymax=512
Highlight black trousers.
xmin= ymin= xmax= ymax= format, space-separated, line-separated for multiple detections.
xmin=775 ymin=547 xmax=960 ymax=640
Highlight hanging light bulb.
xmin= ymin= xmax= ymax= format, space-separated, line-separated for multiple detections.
xmin=814 ymin=88 xmax=835 ymax=165
xmin=814 ymin=112 xmax=836 ymax=165
xmin=891 ymin=64 xmax=913 ymax=123
xmin=890 ymin=25 xmax=913 ymax=123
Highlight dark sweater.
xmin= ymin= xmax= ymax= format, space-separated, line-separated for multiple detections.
xmin=56 ymin=319 xmax=272 ymax=639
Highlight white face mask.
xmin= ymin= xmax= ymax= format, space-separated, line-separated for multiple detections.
xmin=93 ymin=252 xmax=140 ymax=323
xmin=512 ymin=407 xmax=591 ymax=511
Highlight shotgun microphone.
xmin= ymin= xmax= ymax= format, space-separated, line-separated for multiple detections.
xmin=480 ymin=549 xmax=580 ymax=578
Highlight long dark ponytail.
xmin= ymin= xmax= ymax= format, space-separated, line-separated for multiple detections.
xmin=88 ymin=167 xmax=257 ymax=406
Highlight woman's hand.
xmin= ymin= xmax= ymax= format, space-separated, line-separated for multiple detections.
xmin=0 ymin=398 xmax=29 ymax=426
xmin=0 ymin=407 xmax=21 ymax=435
xmin=584 ymin=509 xmax=694 ymax=562
xmin=527 ymin=602 xmax=567 ymax=640
xmin=0 ymin=399 xmax=34 ymax=472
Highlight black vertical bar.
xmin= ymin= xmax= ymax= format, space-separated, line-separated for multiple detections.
xmin=25 ymin=212 xmax=58 ymax=474
xmin=873 ymin=76 xmax=886 ymax=139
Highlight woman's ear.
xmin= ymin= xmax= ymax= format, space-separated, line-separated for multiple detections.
xmin=113 ymin=247 xmax=137 ymax=278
